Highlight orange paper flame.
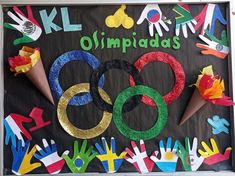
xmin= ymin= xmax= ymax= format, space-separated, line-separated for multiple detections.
xmin=195 ymin=65 xmax=235 ymax=106
xmin=8 ymin=46 xmax=40 ymax=75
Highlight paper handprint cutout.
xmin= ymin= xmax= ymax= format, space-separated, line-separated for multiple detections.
xmin=150 ymin=137 xmax=178 ymax=172
xmin=4 ymin=114 xmax=32 ymax=147
xmin=173 ymin=4 xmax=197 ymax=38
xmin=137 ymin=4 xmax=169 ymax=37
xmin=199 ymin=138 xmax=232 ymax=165
xmin=34 ymin=139 xmax=68 ymax=174
xmin=11 ymin=140 xmax=41 ymax=175
xmin=177 ymin=137 xmax=204 ymax=171
xmin=194 ymin=4 xmax=227 ymax=35
xmin=124 ymin=140 xmax=154 ymax=174
xmin=4 ymin=6 xmax=42 ymax=45
xmin=63 ymin=140 xmax=97 ymax=173
xmin=94 ymin=137 xmax=126 ymax=173
xmin=196 ymin=30 xmax=229 ymax=59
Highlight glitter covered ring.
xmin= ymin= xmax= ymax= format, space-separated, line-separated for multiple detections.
xmin=57 ymin=83 xmax=112 ymax=139
xmin=90 ymin=59 xmax=144 ymax=113
xmin=129 ymin=52 xmax=185 ymax=106
xmin=49 ymin=50 xmax=105 ymax=106
xmin=113 ymin=85 xmax=168 ymax=141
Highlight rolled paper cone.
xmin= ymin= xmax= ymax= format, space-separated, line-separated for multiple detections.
xmin=179 ymin=89 xmax=206 ymax=126
xmin=25 ymin=59 xmax=54 ymax=105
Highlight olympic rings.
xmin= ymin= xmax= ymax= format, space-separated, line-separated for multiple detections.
xmin=49 ymin=50 xmax=105 ymax=106
xmin=113 ymin=85 xmax=168 ymax=141
xmin=57 ymin=83 xmax=112 ymax=139
xmin=90 ymin=59 xmax=144 ymax=113
xmin=54 ymin=51 xmax=185 ymax=140
xmin=129 ymin=52 xmax=185 ymax=106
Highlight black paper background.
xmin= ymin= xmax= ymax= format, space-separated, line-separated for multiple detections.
xmin=3 ymin=4 xmax=232 ymax=174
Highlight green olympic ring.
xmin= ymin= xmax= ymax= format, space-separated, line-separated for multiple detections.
xmin=113 ymin=85 xmax=168 ymax=141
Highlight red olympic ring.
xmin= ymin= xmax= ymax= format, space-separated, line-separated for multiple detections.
xmin=129 ymin=52 xmax=185 ymax=106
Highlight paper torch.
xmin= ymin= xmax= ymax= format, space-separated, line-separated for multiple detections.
xmin=179 ymin=65 xmax=234 ymax=125
xmin=8 ymin=46 xmax=54 ymax=104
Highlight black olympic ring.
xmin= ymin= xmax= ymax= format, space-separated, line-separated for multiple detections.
xmin=90 ymin=59 xmax=144 ymax=113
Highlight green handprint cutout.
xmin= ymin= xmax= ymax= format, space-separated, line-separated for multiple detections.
xmin=205 ymin=29 xmax=228 ymax=46
xmin=63 ymin=140 xmax=97 ymax=173
xmin=177 ymin=137 xmax=204 ymax=171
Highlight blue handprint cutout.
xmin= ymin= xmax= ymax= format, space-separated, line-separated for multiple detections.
xmin=207 ymin=115 xmax=230 ymax=135
xmin=11 ymin=140 xmax=41 ymax=175
xmin=94 ymin=137 xmax=127 ymax=173
xmin=150 ymin=137 xmax=178 ymax=172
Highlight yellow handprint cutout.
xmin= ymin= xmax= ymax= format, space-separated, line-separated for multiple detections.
xmin=198 ymin=138 xmax=232 ymax=165
xmin=105 ymin=4 xmax=134 ymax=29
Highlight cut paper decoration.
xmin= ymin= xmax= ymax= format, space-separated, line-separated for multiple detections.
xmin=57 ymin=83 xmax=112 ymax=139
xmin=207 ymin=115 xmax=230 ymax=135
xmin=137 ymin=4 xmax=169 ymax=37
xmin=124 ymin=140 xmax=154 ymax=174
xmin=29 ymin=107 xmax=51 ymax=132
xmin=8 ymin=46 xmax=54 ymax=104
xmin=177 ymin=137 xmax=204 ymax=171
xmin=39 ymin=7 xmax=62 ymax=34
xmin=40 ymin=7 xmax=82 ymax=34
xmin=198 ymin=138 xmax=232 ymax=170
xmin=130 ymin=52 xmax=185 ymax=106
xmin=173 ymin=4 xmax=197 ymax=38
xmin=61 ymin=7 xmax=82 ymax=32
xmin=196 ymin=29 xmax=229 ymax=59
xmin=90 ymin=59 xmax=143 ymax=113
xmin=4 ymin=114 xmax=32 ymax=147
xmin=94 ymin=137 xmax=127 ymax=173
xmin=34 ymin=139 xmax=68 ymax=174
xmin=150 ymin=137 xmax=178 ymax=172
xmin=113 ymin=85 xmax=168 ymax=141
xmin=179 ymin=65 xmax=235 ymax=125
xmin=4 ymin=5 xmax=42 ymax=45
xmin=11 ymin=140 xmax=41 ymax=175
xmin=63 ymin=140 xmax=97 ymax=173
xmin=105 ymin=4 xmax=134 ymax=29
xmin=194 ymin=4 xmax=227 ymax=35
xmin=49 ymin=50 xmax=104 ymax=106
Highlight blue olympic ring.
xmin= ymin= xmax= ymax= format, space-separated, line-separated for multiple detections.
xmin=49 ymin=50 xmax=105 ymax=106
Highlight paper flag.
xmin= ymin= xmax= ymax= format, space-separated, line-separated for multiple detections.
xmin=105 ymin=4 xmax=134 ymax=29
xmin=29 ymin=107 xmax=51 ymax=132
xmin=4 ymin=114 xmax=32 ymax=147
xmin=34 ymin=139 xmax=68 ymax=174
xmin=62 ymin=140 xmax=97 ymax=173
xmin=207 ymin=115 xmax=230 ymax=135
xmin=194 ymin=3 xmax=227 ymax=35
xmin=198 ymin=138 xmax=232 ymax=167
xmin=124 ymin=140 xmax=154 ymax=174
xmin=173 ymin=4 xmax=197 ymax=38
xmin=196 ymin=29 xmax=229 ymax=59
xmin=4 ymin=5 xmax=42 ymax=45
xmin=137 ymin=4 xmax=169 ymax=37
xmin=94 ymin=137 xmax=126 ymax=173
xmin=11 ymin=140 xmax=41 ymax=175
xmin=177 ymin=137 xmax=204 ymax=171
xmin=8 ymin=46 xmax=54 ymax=104
xmin=150 ymin=137 xmax=178 ymax=172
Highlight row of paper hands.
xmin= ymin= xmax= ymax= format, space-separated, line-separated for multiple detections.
xmin=8 ymin=136 xmax=232 ymax=175
xmin=3 ymin=109 xmax=232 ymax=174
xmin=4 ymin=4 xmax=229 ymax=59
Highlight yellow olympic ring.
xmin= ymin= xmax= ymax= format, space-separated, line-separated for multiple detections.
xmin=57 ymin=83 xmax=112 ymax=139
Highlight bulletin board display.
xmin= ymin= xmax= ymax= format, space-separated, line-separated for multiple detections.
xmin=2 ymin=3 xmax=234 ymax=175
